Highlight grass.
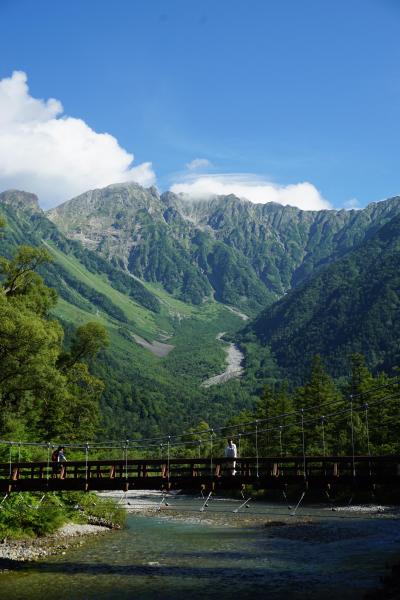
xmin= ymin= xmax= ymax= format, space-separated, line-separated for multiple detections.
xmin=44 ymin=241 xmax=161 ymax=338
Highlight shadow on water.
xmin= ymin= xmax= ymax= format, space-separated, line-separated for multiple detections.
xmin=1 ymin=560 xmax=270 ymax=578
xmin=1 ymin=509 xmax=399 ymax=599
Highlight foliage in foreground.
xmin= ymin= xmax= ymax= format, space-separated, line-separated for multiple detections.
xmin=0 ymin=229 xmax=108 ymax=442
xmin=0 ymin=491 xmax=125 ymax=539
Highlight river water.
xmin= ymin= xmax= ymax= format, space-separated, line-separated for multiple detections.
xmin=1 ymin=495 xmax=400 ymax=600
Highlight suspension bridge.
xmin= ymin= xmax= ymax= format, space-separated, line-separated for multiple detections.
xmin=0 ymin=382 xmax=399 ymax=494
xmin=1 ymin=455 xmax=400 ymax=494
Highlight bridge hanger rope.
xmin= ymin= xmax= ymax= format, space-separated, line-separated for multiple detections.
xmin=321 ymin=417 xmax=326 ymax=457
xmin=301 ymin=409 xmax=306 ymax=477
xmin=167 ymin=436 xmax=171 ymax=484
xmin=210 ymin=430 xmax=214 ymax=477
xmin=8 ymin=444 xmax=12 ymax=478
xmin=85 ymin=443 xmax=89 ymax=485
xmin=46 ymin=442 xmax=50 ymax=486
xmin=124 ymin=440 xmax=129 ymax=480
xmin=349 ymin=395 xmax=356 ymax=477
xmin=255 ymin=421 xmax=259 ymax=478
xmin=364 ymin=403 xmax=371 ymax=457
xmin=279 ymin=426 xmax=284 ymax=457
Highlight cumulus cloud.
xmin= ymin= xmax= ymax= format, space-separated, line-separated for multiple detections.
xmin=171 ymin=173 xmax=331 ymax=211
xmin=186 ymin=158 xmax=212 ymax=170
xmin=343 ymin=198 xmax=360 ymax=210
xmin=0 ymin=71 xmax=156 ymax=207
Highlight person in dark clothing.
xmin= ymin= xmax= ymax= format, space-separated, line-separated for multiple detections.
xmin=51 ymin=446 xmax=67 ymax=478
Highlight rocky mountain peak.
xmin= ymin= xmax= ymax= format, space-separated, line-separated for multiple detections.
xmin=0 ymin=189 xmax=42 ymax=214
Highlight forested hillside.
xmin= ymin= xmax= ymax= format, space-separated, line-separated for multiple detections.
xmin=231 ymin=355 xmax=400 ymax=458
xmin=244 ymin=214 xmax=400 ymax=382
xmin=0 ymin=193 xmax=259 ymax=440
xmin=2 ymin=183 xmax=400 ymax=443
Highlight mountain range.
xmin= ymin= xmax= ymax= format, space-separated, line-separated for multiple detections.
xmin=1 ymin=183 xmax=399 ymax=433
xmin=47 ymin=182 xmax=400 ymax=312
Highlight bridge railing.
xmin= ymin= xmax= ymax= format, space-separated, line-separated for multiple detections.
xmin=1 ymin=455 xmax=400 ymax=492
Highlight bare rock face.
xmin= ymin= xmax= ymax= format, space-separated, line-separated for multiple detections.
xmin=0 ymin=189 xmax=42 ymax=214
xmin=46 ymin=181 xmax=164 ymax=255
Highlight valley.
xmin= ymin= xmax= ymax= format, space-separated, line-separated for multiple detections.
xmin=1 ymin=183 xmax=400 ymax=441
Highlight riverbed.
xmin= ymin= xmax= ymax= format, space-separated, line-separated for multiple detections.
xmin=1 ymin=495 xmax=399 ymax=599
xmin=202 ymin=333 xmax=244 ymax=387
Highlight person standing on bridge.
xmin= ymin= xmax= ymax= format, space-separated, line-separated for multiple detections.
xmin=57 ymin=446 xmax=67 ymax=462
xmin=224 ymin=438 xmax=237 ymax=475
xmin=52 ymin=446 xmax=67 ymax=479
xmin=57 ymin=446 xmax=67 ymax=479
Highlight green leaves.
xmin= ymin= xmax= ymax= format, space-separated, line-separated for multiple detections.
xmin=1 ymin=245 xmax=53 ymax=297
xmin=0 ymin=236 xmax=108 ymax=442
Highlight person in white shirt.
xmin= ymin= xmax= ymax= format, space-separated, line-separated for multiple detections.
xmin=224 ymin=438 xmax=237 ymax=475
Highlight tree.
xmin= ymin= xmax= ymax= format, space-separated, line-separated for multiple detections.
xmin=0 ymin=276 xmax=63 ymax=430
xmin=294 ymin=355 xmax=342 ymax=455
xmin=0 ymin=233 xmax=108 ymax=443
xmin=58 ymin=322 xmax=109 ymax=371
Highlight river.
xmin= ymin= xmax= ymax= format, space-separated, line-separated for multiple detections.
xmin=1 ymin=495 xmax=399 ymax=599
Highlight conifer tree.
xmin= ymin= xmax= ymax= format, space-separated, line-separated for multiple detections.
xmin=294 ymin=355 xmax=342 ymax=455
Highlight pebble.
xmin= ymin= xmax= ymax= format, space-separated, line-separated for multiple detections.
xmin=0 ymin=523 xmax=112 ymax=566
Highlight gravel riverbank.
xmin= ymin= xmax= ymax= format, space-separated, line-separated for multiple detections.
xmin=0 ymin=523 xmax=111 ymax=567
xmin=201 ymin=332 xmax=244 ymax=387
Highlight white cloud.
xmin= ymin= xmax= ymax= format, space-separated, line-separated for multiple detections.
xmin=171 ymin=173 xmax=331 ymax=211
xmin=186 ymin=158 xmax=212 ymax=170
xmin=0 ymin=71 xmax=156 ymax=208
xmin=343 ymin=198 xmax=360 ymax=210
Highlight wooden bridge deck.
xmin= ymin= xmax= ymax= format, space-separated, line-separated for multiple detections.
xmin=1 ymin=456 xmax=400 ymax=493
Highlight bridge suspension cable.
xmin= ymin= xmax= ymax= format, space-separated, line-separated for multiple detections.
xmin=0 ymin=388 xmax=398 ymax=457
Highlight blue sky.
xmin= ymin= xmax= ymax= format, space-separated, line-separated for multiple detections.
xmin=0 ymin=0 xmax=399 ymax=209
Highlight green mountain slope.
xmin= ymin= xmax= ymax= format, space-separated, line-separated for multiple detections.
xmin=44 ymin=184 xmax=274 ymax=311
xmin=3 ymin=183 xmax=400 ymax=434
xmin=0 ymin=190 xmax=160 ymax=316
xmin=47 ymin=183 xmax=400 ymax=314
xmin=0 ymin=192 xmax=253 ymax=438
xmin=243 ymin=214 xmax=400 ymax=382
